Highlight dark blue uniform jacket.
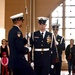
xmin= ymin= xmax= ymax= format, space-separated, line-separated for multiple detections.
xmin=8 ymin=26 xmax=29 ymax=68
xmin=30 ymin=30 xmax=57 ymax=65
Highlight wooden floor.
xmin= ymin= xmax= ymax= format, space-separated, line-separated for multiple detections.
xmin=0 ymin=57 xmax=72 ymax=75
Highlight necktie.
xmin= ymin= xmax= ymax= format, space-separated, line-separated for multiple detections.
xmin=41 ymin=32 xmax=43 ymax=38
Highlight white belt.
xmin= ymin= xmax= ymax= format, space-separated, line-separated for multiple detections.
xmin=35 ymin=48 xmax=49 ymax=51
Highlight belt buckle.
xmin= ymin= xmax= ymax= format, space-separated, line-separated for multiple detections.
xmin=41 ymin=48 xmax=43 ymax=54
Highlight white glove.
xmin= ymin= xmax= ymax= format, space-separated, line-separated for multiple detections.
xmin=27 ymin=47 xmax=31 ymax=52
xmin=25 ymin=45 xmax=31 ymax=52
xmin=51 ymin=65 xmax=54 ymax=69
xmin=31 ymin=62 xmax=34 ymax=67
xmin=31 ymin=62 xmax=34 ymax=69
xmin=55 ymin=41 xmax=59 ymax=45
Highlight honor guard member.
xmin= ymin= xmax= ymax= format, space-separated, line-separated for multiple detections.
xmin=30 ymin=17 xmax=56 ymax=75
xmin=52 ymin=23 xmax=65 ymax=75
xmin=8 ymin=13 xmax=36 ymax=75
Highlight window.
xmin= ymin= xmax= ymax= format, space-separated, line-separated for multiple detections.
xmin=46 ymin=20 xmax=49 ymax=28
xmin=51 ymin=0 xmax=75 ymax=47
xmin=65 ymin=18 xmax=75 ymax=28
xmin=65 ymin=6 xmax=75 ymax=17
xmin=52 ymin=18 xmax=62 ymax=28
xmin=46 ymin=19 xmax=49 ymax=31
xmin=52 ymin=6 xmax=63 ymax=17
xmin=65 ymin=0 xmax=75 ymax=5
xmin=65 ymin=29 xmax=75 ymax=39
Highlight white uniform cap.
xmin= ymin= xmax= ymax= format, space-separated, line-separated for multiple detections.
xmin=52 ymin=23 xmax=60 ymax=29
xmin=37 ymin=17 xmax=49 ymax=20
xmin=52 ymin=23 xmax=60 ymax=27
xmin=10 ymin=13 xmax=24 ymax=20
xmin=37 ymin=17 xmax=49 ymax=25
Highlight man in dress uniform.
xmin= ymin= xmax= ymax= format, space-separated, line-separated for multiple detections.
xmin=52 ymin=23 xmax=65 ymax=75
xmin=8 ymin=13 xmax=36 ymax=75
xmin=30 ymin=17 xmax=56 ymax=75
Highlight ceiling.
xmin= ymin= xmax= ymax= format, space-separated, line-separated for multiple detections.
xmin=35 ymin=0 xmax=65 ymax=17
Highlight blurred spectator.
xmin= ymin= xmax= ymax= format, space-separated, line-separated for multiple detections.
xmin=1 ymin=39 xmax=10 ymax=57
xmin=65 ymin=39 xmax=75 ymax=75
xmin=1 ymin=52 xmax=9 ymax=75
xmin=0 ymin=39 xmax=10 ymax=75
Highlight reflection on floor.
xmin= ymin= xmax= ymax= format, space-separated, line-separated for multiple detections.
xmin=61 ymin=71 xmax=72 ymax=75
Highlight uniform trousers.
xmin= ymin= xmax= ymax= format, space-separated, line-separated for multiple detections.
xmin=12 ymin=62 xmax=36 ymax=75
xmin=34 ymin=51 xmax=50 ymax=75
xmin=34 ymin=65 xmax=50 ymax=75
xmin=54 ymin=61 xmax=61 ymax=75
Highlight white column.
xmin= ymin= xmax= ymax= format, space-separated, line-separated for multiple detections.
xmin=0 ymin=0 xmax=5 ymax=45
xmin=0 ymin=0 xmax=5 ymax=28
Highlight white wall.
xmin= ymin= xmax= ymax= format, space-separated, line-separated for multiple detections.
xmin=0 ymin=0 xmax=5 ymax=45
xmin=0 ymin=0 xmax=5 ymax=28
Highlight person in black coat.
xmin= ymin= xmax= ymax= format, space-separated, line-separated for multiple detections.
xmin=52 ymin=23 xmax=65 ymax=75
xmin=30 ymin=17 xmax=57 ymax=75
xmin=71 ymin=43 xmax=75 ymax=75
xmin=8 ymin=13 xmax=36 ymax=75
xmin=65 ymin=39 xmax=75 ymax=75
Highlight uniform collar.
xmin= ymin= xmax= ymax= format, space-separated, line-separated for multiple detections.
xmin=40 ymin=30 xmax=46 ymax=38
xmin=14 ymin=25 xmax=20 ymax=30
xmin=40 ymin=30 xmax=46 ymax=34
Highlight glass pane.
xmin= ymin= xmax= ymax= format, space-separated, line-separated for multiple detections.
xmin=65 ymin=40 xmax=70 ymax=47
xmin=58 ymin=29 xmax=62 ymax=36
xmin=65 ymin=0 xmax=75 ymax=5
xmin=46 ymin=29 xmax=49 ymax=31
xmin=65 ymin=29 xmax=75 ymax=39
xmin=46 ymin=20 xmax=49 ymax=28
xmin=52 ymin=6 xmax=63 ymax=17
xmin=65 ymin=18 xmax=75 ymax=28
xmin=51 ymin=18 xmax=62 ymax=28
xmin=65 ymin=6 xmax=75 ymax=16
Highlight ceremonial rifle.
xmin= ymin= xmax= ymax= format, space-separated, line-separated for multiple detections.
xmin=25 ymin=0 xmax=31 ymax=63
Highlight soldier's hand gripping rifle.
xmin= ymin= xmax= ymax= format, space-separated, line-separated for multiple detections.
xmin=26 ymin=32 xmax=31 ymax=63
xmin=53 ymin=34 xmax=59 ymax=63
xmin=52 ymin=18 xmax=59 ymax=63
